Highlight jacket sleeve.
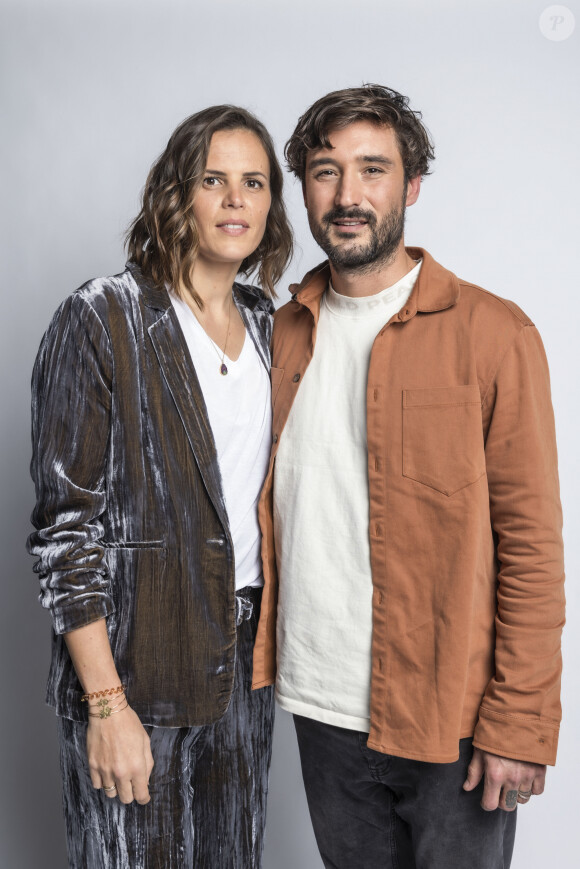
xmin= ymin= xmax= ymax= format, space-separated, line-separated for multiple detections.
xmin=473 ymin=323 xmax=565 ymax=765
xmin=27 ymin=293 xmax=115 ymax=635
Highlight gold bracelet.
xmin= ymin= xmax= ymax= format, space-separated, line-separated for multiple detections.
xmin=88 ymin=699 xmax=129 ymax=719
xmin=81 ymin=684 xmax=126 ymax=702
xmin=87 ymin=693 xmax=127 ymax=718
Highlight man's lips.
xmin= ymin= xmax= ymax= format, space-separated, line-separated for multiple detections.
xmin=332 ymin=218 xmax=369 ymax=233
xmin=324 ymin=210 xmax=373 ymax=234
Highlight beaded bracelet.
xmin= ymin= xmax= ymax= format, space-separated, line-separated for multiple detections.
xmin=81 ymin=684 xmax=126 ymax=702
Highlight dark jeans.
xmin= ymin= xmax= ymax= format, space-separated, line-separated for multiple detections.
xmin=58 ymin=588 xmax=274 ymax=868
xmin=294 ymin=715 xmax=516 ymax=869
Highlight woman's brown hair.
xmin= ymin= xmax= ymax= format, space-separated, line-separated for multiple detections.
xmin=126 ymin=105 xmax=293 ymax=306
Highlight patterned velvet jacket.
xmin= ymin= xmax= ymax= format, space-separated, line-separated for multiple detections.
xmin=28 ymin=262 xmax=273 ymax=727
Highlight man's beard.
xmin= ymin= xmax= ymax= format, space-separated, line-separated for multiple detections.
xmin=308 ymin=193 xmax=406 ymax=274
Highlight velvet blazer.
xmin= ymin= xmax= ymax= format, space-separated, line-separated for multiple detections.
xmin=28 ymin=262 xmax=273 ymax=727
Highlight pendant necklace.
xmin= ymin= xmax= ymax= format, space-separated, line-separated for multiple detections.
xmin=198 ymin=292 xmax=233 ymax=376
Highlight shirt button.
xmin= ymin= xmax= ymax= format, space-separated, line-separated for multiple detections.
xmin=292 ymin=373 xmax=301 ymax=382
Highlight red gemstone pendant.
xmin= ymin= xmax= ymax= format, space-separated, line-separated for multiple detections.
xmin=220 ymin=363 xmax=228 ymax=376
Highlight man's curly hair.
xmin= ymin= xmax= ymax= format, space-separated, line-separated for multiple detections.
xmin=285 ymin=84 xmax=434 ymax=183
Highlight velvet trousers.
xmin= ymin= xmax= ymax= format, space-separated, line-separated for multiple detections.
xmin=294 ymin=715 xmax=517 ymax=869
xmin=57 ymin=587 xmax=274 ymax=868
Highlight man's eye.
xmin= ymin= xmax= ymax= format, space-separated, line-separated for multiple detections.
xmin=315 ymin=169 xmax=336 ymax=179
xmin=364 ymin=167 xmax=383 ymax=175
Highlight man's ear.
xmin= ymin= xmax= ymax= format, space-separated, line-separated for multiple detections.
xmin=405 ymin=175 xmax=421 ymax=207
xmin=302 ymin=179 xmax=308 ymax=209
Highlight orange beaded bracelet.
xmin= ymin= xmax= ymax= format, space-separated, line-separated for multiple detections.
xmin=81 ymin=684 xmax=126 ymax=702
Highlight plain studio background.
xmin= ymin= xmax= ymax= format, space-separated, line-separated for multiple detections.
xmin=1 ymin=1 xmax=578 ymax=866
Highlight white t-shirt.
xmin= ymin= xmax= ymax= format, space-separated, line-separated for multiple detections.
xmin=274 ymin=262 xmax=421 ymax=731
xmin=171 ymin=293 xmax=271 ymax=590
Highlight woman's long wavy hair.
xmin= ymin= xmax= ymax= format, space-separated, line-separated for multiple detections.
xmin=126 ymin=105 xmax=293 ymax=306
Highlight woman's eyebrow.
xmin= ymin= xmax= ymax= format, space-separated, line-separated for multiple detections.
xmin=204 ymin=169 xmax=268 ymax=179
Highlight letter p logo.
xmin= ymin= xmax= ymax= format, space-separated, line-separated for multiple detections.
xmin=539 ymin=6 xmax=576 ymax=41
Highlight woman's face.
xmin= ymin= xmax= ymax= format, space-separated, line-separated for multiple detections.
xmin=191 ymin=128 xmax=272 ymax=272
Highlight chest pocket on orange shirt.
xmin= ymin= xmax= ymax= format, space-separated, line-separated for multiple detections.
xmin=402 ymin=385 xmax=485 ymax=496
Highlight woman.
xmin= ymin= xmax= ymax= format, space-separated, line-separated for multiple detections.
xmin=28 ymin=105 xmax=293 ymax=867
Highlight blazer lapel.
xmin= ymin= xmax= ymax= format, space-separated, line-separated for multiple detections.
xmin=233 ymin=287 xmax=270 ymax=373
xmin=148 ymin=308 xmax=230 ymax=533
xmin=127 ymin=262 xmax=230 ymax=534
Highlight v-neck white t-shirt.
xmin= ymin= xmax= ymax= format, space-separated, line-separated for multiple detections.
xmin=171 ymin=293 xmax=271 ymax=590
xmin=273 ymin=262 xmax=422 ymax=731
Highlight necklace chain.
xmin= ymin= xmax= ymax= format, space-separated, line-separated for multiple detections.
xmin=192 ymin=293 xmax=233 ymax=376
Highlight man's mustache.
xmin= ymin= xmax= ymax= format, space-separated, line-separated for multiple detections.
xmin=322 ymin=207 xmax=377 ymax=227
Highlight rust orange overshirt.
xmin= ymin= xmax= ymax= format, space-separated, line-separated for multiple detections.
xmin=253 ymin=248 xmax=565 ymax=766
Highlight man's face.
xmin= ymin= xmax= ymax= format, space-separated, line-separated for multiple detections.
xmin=303 ymin=121 xmax=420 ymax=273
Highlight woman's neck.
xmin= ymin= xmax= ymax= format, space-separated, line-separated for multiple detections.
xmin=183 ymin=259 xmax=239 ymax=312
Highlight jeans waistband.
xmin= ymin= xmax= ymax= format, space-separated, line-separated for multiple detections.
xmin=235 ymin=585 xmax=263 ymax=626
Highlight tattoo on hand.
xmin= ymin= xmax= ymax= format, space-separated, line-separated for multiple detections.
xmin=505 ymin=790 xmax=518 ymax=809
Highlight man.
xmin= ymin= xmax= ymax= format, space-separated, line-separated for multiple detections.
xmin=252 ymin=85 xmax=565 ymax=868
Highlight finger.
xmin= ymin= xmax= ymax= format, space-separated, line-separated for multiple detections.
xmin=115 ymin=776 xmax=135 ymax=805
xmin=131 ymin=773 xmax=152 ymax=805
xmin=102 ymin=783 xmax=118 ymax=800
xmin=516 ymin=773 xmax=534 ymax=804
xmin=90 ymin=770 xmax=103 ymax=790
xmin=146 ymin=744 xmax=155 ymax=777
xmin=463 ymin=748 xmax=485 ymax=791
xmin=480 ymin=768 xmax=504 ymax=811
xmin=498 ymin=779 xmax=520 ymax=812
xmin=532 ymin=773 xmax=546 ymax=796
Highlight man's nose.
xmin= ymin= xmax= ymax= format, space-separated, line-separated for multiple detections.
xmin=334 ymin=171 xmax=362 ymax=208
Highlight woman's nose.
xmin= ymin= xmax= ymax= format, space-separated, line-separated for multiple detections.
xmin=223 ymin=184 xmax=244 ymax=208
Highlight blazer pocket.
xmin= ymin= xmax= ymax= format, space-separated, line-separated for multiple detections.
xmin=270 ymin=367 xmax=284 ymax=407
xmin=101 ymin=544 xmax=167 ymax=670
xmin=402 ymin=385 xmax=485 ymax=496
xmin=103 ymin=540 xmax=165 ymax=549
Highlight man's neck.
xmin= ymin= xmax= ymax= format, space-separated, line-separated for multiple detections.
xmin=329 ymin=244 xmax=417 ymax=298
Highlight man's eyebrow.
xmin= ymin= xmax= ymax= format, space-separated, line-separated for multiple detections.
xmin=361 ymin=155 xmax=395 ymax=166
xmin=307 ymin=155 xmax=395 ymax=170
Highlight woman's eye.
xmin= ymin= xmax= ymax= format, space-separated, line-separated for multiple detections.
xmin=202 ymin=176 xmax=221 ymax=187
xmin=245 ymin=178 xmax=264 ymax=189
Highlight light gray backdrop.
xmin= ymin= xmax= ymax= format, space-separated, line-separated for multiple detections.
xmin=1 ymin=0 xmax=578 ymax=866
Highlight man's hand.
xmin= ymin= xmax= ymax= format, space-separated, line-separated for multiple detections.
xmin=463 ymin=747 xmax=546 ymax=812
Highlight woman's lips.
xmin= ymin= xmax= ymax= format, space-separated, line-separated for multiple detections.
xmin=216 ymin=222 xmax=250 ymax=236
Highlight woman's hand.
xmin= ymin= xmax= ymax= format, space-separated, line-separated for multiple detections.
xmin=63 ymin=619 xmax=154 ymax=805
xmin=87 ymin=704 xmax=154 ymax=804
